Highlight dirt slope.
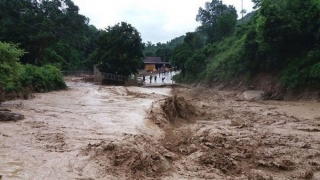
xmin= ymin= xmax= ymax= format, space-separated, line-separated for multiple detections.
xmin=158 ymin=87 xmax=320 ymax=179
xmin=85 ymin=86 xmax=320 ymax=179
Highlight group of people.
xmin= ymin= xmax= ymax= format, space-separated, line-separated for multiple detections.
xmin=141 ymin=67 xmax=177 ymax=84
xmin=142 ymin=74 xmax=165 ymax=83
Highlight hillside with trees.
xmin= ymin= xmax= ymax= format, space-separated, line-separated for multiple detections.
xmin=0 ymin=0 xmax=98 ymax=100
xmin=0 ymin=0 xmax=101 ymax=70
xmin=170 ymin=0 xmax=320 ymax=97
xmin=1 ymin=0 xmax=320 ymax=100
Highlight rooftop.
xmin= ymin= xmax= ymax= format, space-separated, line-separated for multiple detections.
xmin=143 ymin=57 xmax=163 ymax=64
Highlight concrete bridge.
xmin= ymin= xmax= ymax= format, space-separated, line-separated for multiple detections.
xmin=61 ymin=68 xmax=178 ymax=86
xmin=62 ymin=70 xmax=134 ymax=84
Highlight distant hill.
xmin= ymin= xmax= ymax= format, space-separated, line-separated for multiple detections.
xmin=237 ymin=11 xmax=257 ymax=25
xmin=167 ymin=35 xmax=185 ymax=48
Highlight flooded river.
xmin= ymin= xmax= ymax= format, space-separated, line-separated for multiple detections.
xmin=2 ymin=79 xmax=320 ymax=179
xmin=0 ymin=81 xmax=171 ymax=179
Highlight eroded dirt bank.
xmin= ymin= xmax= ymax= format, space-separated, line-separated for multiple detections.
xmin=1 ymin=79 xmax=320 ymax=179
xmin=154 ymin=88 xmax=320 ymax=179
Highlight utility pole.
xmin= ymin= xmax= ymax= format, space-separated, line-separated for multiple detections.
xmin=240 ymin=0 xmax=247 ymax=24
xmin=242 ymin=0 xmax=243 ymax=20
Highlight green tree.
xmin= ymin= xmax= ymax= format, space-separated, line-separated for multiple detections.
xmin=196 ymin=0 xmax=237 ymax=43
xmin=43 ymin=41 xmax=86 ymax=70
xmin=170 ymin=43 xmax=192 ymax=76
xmin=0 ymin=0 xmax=89 ymax=65
xmin=252 ymin=0 xmax=262 ymax=9
xmin=184 ymin=50 xmax=206 ymax=76
xmin=184 ymin=32 xmax=204 ymax=51
xmin=170 ymin=32 xmax=205 ymax=78
xmin=255 ymin=0 xmax=320 ymax=71
xmin=0 ymin=42 xmax=24 ymax=89
xmin=92 ymin=22 xmax=144 ymax=77
xmin=143 ymin=36 xmax=185 ymax=61
xmin=155 ymin=47 xmax=172 ymax=62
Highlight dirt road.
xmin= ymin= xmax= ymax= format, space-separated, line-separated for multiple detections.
xmin=1 ymin=79 xmax=320 ymax=179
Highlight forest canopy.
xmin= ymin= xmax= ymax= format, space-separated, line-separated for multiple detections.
xmin=169 ymin=0 xmax=320 ymax=89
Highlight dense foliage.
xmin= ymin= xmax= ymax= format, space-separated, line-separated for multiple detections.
xmin=0 ymin=0 xmax=100 ymax=70
xmin=171 ymin=0 xmax=320 ymax=89
xmin=1 ymin=0 xmax=320 ymax=95
xmin=170 ymin=32 xmax=204 ymax=79
xmin=19 ymin=64 xmax=66 ymax=92
xmin=196 ymin=0 xmax=238 ymax=44
xmin=0 ymin=42 xmax=66 ymax=102
xmin=0 ymin=42 xmax=24 ymax=89
xmin=91 ymin=22 xmax=144 ymax=77
xmin=143 ymin=36 xmax=185 ymax=63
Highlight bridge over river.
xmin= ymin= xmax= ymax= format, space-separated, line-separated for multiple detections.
xmin=62 ymin=70 xmax=179 ymax=86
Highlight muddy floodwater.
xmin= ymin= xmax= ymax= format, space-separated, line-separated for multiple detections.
xmin=2 ymin=79 xmax=320 ymax=180
xmin=0 ymin=80 xmax=170 ymax=179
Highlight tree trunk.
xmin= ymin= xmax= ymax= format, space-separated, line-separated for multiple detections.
xmin=35 ymin=43 xmax=44 ymax=65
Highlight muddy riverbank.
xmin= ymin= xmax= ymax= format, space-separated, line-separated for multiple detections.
xmin=1 ymin=78 xmax=320 ymax=179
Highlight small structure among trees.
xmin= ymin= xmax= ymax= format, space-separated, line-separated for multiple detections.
xmin=143 ymin=57 xmax=170 ymax=71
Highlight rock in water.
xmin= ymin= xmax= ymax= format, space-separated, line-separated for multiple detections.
xmin=0 ymin=111 xmax=25 ymax=121
xmin=243 ymin=90 xmax=265 ymax=101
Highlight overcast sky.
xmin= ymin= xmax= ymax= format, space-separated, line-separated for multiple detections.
xmin=72 ymin=0 xmax=254 ymax=43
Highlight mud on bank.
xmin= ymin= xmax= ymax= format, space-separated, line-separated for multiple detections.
xmin=87 ymin=86 xmax=320 ymax=179
xmin=2 ymin=78 xmax=320 ymax=179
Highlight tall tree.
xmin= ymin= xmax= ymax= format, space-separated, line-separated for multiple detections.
xmin=252 ymin=0 xmax=262 ymax=9
xmin=0 ymin=0 xmax=89 ymax=65
xmin=92 ymin=22 xmax=144 ymax=77
xmin=170 ymin=43 xmax=192 ymax=76
xmin=170 ymin=32 xmax=204 ymax=76
xmin=255 ymin=0 xmax=320 ymax=70
xmin=184 ymin=32 xmax=204 ymax=52
xmin=196 ymin=0 xmax=237 ymax=43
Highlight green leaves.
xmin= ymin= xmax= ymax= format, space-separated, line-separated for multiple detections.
xmin=0 ymin=41 xmax=65 ymax=100
xmin=0 ymin=0 xmax=90 ymax=65
xmin=252 ymin=0 xmax=262 ymax=9
xmin=170 ymin=32 xmax=206 ymax=80
xmin=258 ymin=0 xmax=319 ymax=55
xmin=196 ymin=0 xmax=238 ymax=43
xmin=171 ymin=43 xmax=193 ymax=71
xmin=0 ymin=42 xmax=24 ymax=89
xmin=93 ymin=22 xmax=144 ymax=77
xmin=19 ymin=64 xmax=66 ymax=92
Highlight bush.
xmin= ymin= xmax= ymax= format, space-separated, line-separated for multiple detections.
xmin=19 ymin=64 xmax=66 ymax=92
xmin=0 ymin=42 xmax=24 ymax=90
xmin=204 ymin=35 xmax=246 ymax=82
xmin=281 ymin=48 xmax=320 ymax=89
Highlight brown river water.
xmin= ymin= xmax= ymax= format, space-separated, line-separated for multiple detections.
xmin=2 ymin=79 xmax=320 ymax=180
xmin=0 ymin=80 xmax=170 ymax=179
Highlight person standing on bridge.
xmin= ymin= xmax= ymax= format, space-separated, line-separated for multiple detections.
xmin=149 ymin=75 xmax=152 ymax=83
xmin=154 ymin=75 xmax=157 ymax=82
xmin=142 ymin=75 xmax=145 ymax=82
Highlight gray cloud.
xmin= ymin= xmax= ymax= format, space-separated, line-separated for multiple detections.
xmin=73 ymin=0 xmax=254 ymax=43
